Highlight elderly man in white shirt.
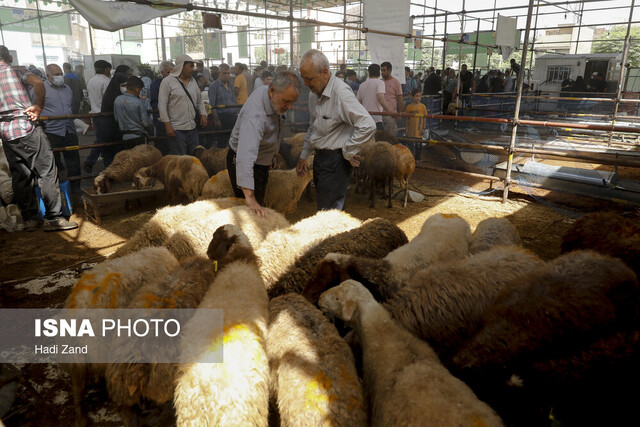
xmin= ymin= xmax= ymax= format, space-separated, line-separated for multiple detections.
xmin=84 ymin=59 xmax=111 ymax=173
xmin=297 ymin=49 xmax=376 ymax=211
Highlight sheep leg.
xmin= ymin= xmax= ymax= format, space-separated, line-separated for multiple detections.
xmin=404 ymin=181 xmax=409 ymax=208
xmin=387 ymin=177 xmax=393 ymax=208
xmin=71 ymin=364 xmax=89 ymax=427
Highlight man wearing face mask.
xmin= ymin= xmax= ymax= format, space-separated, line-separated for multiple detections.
xmin=114 ymin=76 xmax=153 ymax=150
xmin=39 ymin=63 xmax=81 ymax=197
xmin=227 ymin=71 xmax=301 ymax=217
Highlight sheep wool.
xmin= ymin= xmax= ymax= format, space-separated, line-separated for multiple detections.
xmin=271 ymin=218 xmax=408 ymax=300
xmin=318 ymin=280 xmax=504 ymax=427
xmin=199 ymin=169 xmax=235 ymax=199
xmin=174 ymin=225 xmax=269 ymax=427
xmin=256 ymin=210 xmax=362 ymax=292
xmin=110 ymin=198 xmax=247 ymax=259
xmin=132 ymin=155 xmax=209 ymax=203
xmin=392 ymin=144 xmax=415 ymax=208
xmin=470 ymin=217 xmax=522 ymax=254
xmin=193 ymin=146 xmax=228 ymax=176
xmin=94 ymin=144 xmax=162 ymax=194
xmin=267 ymin=294 xmax=367 ymax=427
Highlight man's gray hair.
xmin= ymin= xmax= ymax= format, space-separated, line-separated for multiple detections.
xmin=0 ymin=45 xmax=11 ymax=63
xmin=159 ymin=60 xmax=174 ymax=73
xmin=300 ymin=49 xmax=329 ymax=74
xmin=270 ymin=71 xmax=302 ymax=94
xmin=219 ymin=63 xmax=230 ymax=71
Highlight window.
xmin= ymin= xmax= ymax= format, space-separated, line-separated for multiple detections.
xmin=546 ymin=66 xmax=572 ymax=84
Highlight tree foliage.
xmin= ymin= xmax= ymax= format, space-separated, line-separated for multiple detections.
xmin=178 ymin=11 xmax=204 ymax=54
xmin=592 ymin=25 xmax=640 ymax=67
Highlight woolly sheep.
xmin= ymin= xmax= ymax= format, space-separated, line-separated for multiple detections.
xmin=279 ymin=132 xmax=306 ymax=168
xmin=132 ymin=155 xmax=209 ymax=203
xmin=256 ymin=209 xmax=362 ymax=292
xmin=385 ymin=246 xmax=542 ymax=361
xmin=110 ymin=198 xmax=245 ymax=259
xmin=318 ymin=280 xmax=504 ymax=427
xmin=272 ymin=218 xmax=407 ymax=299
xmin=62 ymin=247 xmax=179 ymax=426
xmin=104 ymin=255 xmax=217 ymax=424
xmin=360 ymin=140 xmax=398 ymax=208
xmin=94 ymin=144 xmax=162 ymax=194
xmin=199 ymin=169 xmax=235 ymax=199
xmin=267 ymin=294 xmax=367 ymax=426
xmin=163 ymin=204 xmax=289 ymax=261
xmin=392 ymin=144 xmax=415 ymax=208
xmin=470 ymin=217 xmax=522 ymax=254
xmin=561 ymin=211 xmax=640 ymax=277
xmin=174 ymin=224 xmax=269 ymax=426
xmin=304 ymin=213 xmax=471 ymax=301
xmin=193 ymin=145 xmax=228 ymax=176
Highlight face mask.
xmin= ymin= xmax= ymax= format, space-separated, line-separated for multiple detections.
xmin=120 ymin=86 xmax=127 ymax=94
xmin=52 ymin=75 xmax=64 ymax=87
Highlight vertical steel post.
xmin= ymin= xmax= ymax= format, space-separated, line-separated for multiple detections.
xmin=36 ymin=0 xmax=47 ymax=69
xmin=160 ymin=17 xmax=167 ymax=61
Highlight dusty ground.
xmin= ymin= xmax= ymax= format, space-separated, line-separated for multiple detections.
xmin=1 ymin=160 xmax=638 ymax=426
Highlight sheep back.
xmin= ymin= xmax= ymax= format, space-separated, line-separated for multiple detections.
xmin=110 ymin=198 xmax=245 ymax=259
xmin=193 ymin=146 xmax=228 ymax=176
xmin=272 ymin=217 xmax=407 ymax=300
xmin=392 ymin=144 xmax=415 ymax=189
xmin=133 ymin=155 xmax=209 ymax=203
xmin=199 ymin=169 xmax=235 ymax=199
xmin=263 ymin=162 xmax=313 ymax=214
xmin=470 ymin=217 xmax=522 ymax=254
xmin=94 ymin=144 xmax=162 ymax=194
xmin=267 ymin=294 xmax=367 ymax=427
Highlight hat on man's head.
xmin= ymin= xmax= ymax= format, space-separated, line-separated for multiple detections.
xmin=171 ymin=54 xmax=202 ymax=77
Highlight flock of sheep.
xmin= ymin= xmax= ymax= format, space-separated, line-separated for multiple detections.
xmin=60 ymin=193 xmax=639 ymax=426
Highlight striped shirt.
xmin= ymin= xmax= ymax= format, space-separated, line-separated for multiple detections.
xmin=0 ymin=62 xmax=35 ymax=141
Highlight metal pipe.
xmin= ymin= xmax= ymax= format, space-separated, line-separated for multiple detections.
xmin=441 ymin=14 xmax=447 ymax=114
xmin=36 ymin=0 xmax=47 ymax=69
xmin=290 ymin=0 xmax=294 ymax=68
xmin=472 ymin=18 xmax=480 ymax=77
xmin=416 ymin=164 xmax=502 ymax=182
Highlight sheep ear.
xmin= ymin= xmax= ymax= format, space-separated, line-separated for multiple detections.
xmin=342 ymin=300 xmax=357 ymax=321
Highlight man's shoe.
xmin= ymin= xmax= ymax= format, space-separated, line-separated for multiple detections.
xmin=43 ymin=217 xmax=78 ymax=232
xmin=24 ymin=220 xmax=40 ymax=232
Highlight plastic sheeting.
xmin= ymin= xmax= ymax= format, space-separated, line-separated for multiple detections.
xmin=69 ymin=0 xmax=186 ymax=32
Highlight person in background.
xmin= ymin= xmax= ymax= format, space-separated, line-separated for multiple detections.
xmin=62 ymin=62 xmax=82 ymax=115
xmin=149 ymin=60 xmax=174 ymax=155
xmin=196 ymin=62 xmax=212 ymax=85
xmin=242 ymin=62 xmax=254 ymax=95
xmin=345 ymin=69 xmax=360 ymax=94
xmin=380 ymin=61 xmax=403 ymax=135
xmin=503 ymin=69 xmax=516 ymax=93
xmin=335 ymin=71 xmax=346 ymax=81
xmin=97 ymin=71 xmax=128 ymax=165
xmin=254 ymin=70 xmax=272 ymax=90
xmin=114 ymin=76 xmax=153 ymax=150
xmin=357 ymin=63 xmax=393 ymax=130
xmin=423 ymin=66 xmax=441 ymax=96
xmin=37 ymin=63 xmax=82 ymax=197
xmin=405 ymin=88 xmax=427 ymax=161
xmin=114 ymin=64 xmax=133 ymax=78
xmin=489 ymin=71 xmax=504 ymax=93
xmin=402 ymin=66 xmax=417 ymax=96
xmin=74 ymin=64 xmax=86 ymax=90
xmin=0 ymin=45 xmax=78 ymax=232
xmin=510 ymin=58 xmax=521 ymax=80
xmin=476 ymin=69 xmax=494 ymax=93
xmin=227 ymin=72 xmax=300 ymax=217
xmin=336 ymin=63 xmax=347 ymax=77
xmin=84 ymin=59 xmax=111 ymax=173
xmin=210 ymin=65 xmax=219 ymax=82
xmin=158 ymin=54 xmax=207 ymax=155
xmin=209 ymin=63 xmax=237 ymax=149
xmin=233 ymin=63 xmax=249 ymax=105
xmin=298 ymin=49 xmax=376 ymax=211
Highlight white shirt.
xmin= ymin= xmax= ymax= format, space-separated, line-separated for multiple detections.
xmin=356 ymin=77 xmax=386 ymax=123
xmin=301 ymin=75 xmax=376 ymax=162
xmin=87 ymin=74 xmax=110 ymax=114
xmin=158 ymin=75 xmax=207 ymax=131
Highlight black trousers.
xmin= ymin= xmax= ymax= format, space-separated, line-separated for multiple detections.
xmin=216 ymin=113 xmax=237 ymax=149
xmin=2 ymin=127 xmax=62 ymax=221
xmin=153 ymin=121 xmax=170 ymax=155
xmin=313 ymin=149 xmax=353 ymax=211
xmin=46 ymin=131 xmax=81 ymax=194
xmin=226 ymin=148 xmax=269 ymax=205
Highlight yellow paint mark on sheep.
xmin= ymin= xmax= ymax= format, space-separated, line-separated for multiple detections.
xmin=471 ymin=415 xmax=489 ymax=427
xmin=206 ymin=323 xmax=261 ymax=354
xmin=141 ymin=292 xmax=177 ymax=308
xmin=304 ymin=372 xmax=336 ymax=410
xmin=67 ymin=273 xmax=98 ymax=308
xmin=90 ymin=273 xmax=122 ymax=307
xmin=191 ymin=158 xmax=203 ymax=166
xmin=208 ymin=175 xmax=218 ymax=183
xmin=441 ymin=213 xmax=459 ymax=219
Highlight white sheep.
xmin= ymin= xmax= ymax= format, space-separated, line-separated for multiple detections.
xmin=470 ymin=217 xmax=522 ymax=254
xmin=174 ymin=224 xmax=269 ymax=427
xmin=318 ymin=280 xmax=505 ymax=427
xmin=256 ymin=210 xmax=362 ymax=293
xmin=267 ymin=293 xmax=367 ymax=426
xmin=163 ymin=204 xmax=290 ymax=261
xmin=94 ymin=144 xmax=162 ymax=194
xmin=307 ymin=213 xmax=472 ymax=300
xmin=199 ymin=169 xmax=235 ymax=199
xmin=110 ymin=198 xmax=246 ymax=259
xmin=132 ymin=155 xmax=209 ymax=203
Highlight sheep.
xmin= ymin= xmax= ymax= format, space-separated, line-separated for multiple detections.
xmin=392 ymin=144 xmax=415 ymax=208
xmin=384 ymin=246 xmax=542 ymax=361
xmin=200 ymin=157 xmax=314 ymax=214
xmin=256 ymin=209 xmax=362 ymax=293
xmin=132 ymin=155 xmax=209 ymax=203
xmin=0 ymin=146 xmax=12 ymax=204
xmin=193 ymin=145 xmax=228 ymax=176
xmin=359 ymin=140 xmax=398 ymax=208
xmin=561 ymin=211 xmax=640 ymax=277
xmin=94 ymin=144 xmax=162 ymax=194
xmin=373 ymin=129 xmax=398 ymax=144
xmin=104 ymin=254 xmax=218 ymax=424
xmin=318 ymin=280 xmax=505 ymax=427
xmin=163 ymin=204 xmax=289 ymax=261
xmin=272 ymin=218 xmax=407 ymax=299
xmin=267 ymin=293 xmax=367 ymax=426
xmin=271 ymin=153 xmax=287 ymax=170
xmin=304 ymin=213 xmax=471 ymax=302
xmin=279 ymin=132 xmax=306 ymax=168
xmin=110 ymin=197 xmax=246 ymax=259
xmin=62 ymin=247 xmax=179 ymax=427
xmin=470 ymin=217 xmax=522 ymax=254
xmin=174 ymin=224 xmax=269 ymax=426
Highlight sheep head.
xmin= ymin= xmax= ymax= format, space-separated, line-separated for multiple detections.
xmin=318 ymin=279 xmax=375 ymax=326
xmin=132 ymin=167 xmax=154 ymax=189
xmin=94 ymin=172 xmax=112 ymax=194
xmin=207 ymin=224 xmax=256 ymax=267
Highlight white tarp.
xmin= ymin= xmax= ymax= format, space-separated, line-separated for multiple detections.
xmin=364 ymin=0 xmax=410 ymax=84
xmin=69 ymin=0 xmax=186 ymax=32
xmin=496 ymin=15 xmax=518 ymax=48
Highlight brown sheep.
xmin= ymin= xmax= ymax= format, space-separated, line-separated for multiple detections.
xmin=193 ymin=145 xmax=228 ymax=176
xmin=132 ymin=155 xmax=209 ymax=203
xmin=561 ymin=211 xmax=640 ymax=278
xmin=392 ymin=144 xmax=415 ymax=208
xmin=360 ymin=140 xmax=398 ymax=208
xmin=94 ymin=144 xmax=162 ymax=194
xmin=279 ymin=132 xmax=306 ymax=169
